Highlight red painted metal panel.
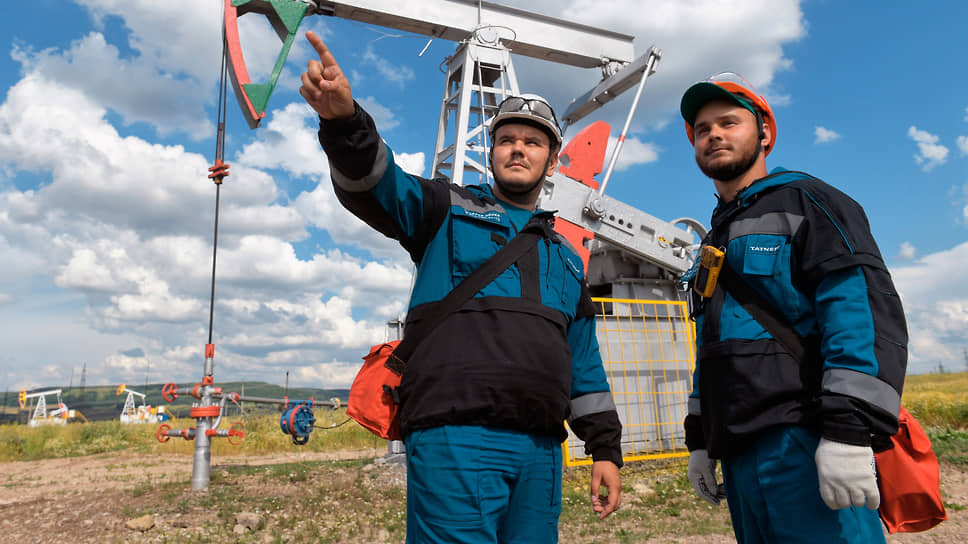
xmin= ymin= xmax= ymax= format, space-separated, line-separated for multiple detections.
xmin=224 ymin=0 xmax=264 ymax=128
xmin=558 ymin=120 xmax=611 ymax=190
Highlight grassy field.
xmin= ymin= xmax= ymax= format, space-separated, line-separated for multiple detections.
xmin=903 ymin=371 xmax=968 ymax=465
xmin=0 ymin=372 xmax=964 ymax=542
xmin=3 ymin=372 xmax=964 ymax=464
xmin=0 ymin=407 xmax=379 ymax=463
xmin=903 ymin=372 xmax=968 ymax=426
xmin=1 ymin=381 xmax=349 ymax=424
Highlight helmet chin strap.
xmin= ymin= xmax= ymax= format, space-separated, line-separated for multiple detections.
xmin=541 ymin=153 xmax=553 ymax=176
xmin=487 ymin=136 xmax=557 ymax=210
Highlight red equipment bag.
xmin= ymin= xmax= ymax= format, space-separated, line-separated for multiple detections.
xmin=346 ymin=341 xmax=403 ymax=441
xmin=875 ymin=406 xmax=947 ymax=533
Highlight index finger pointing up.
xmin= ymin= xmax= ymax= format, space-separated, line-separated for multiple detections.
xmin=306 ymin=30 xmax=339 ymax=68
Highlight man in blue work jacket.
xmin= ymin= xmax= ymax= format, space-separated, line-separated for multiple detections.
xmin=679 ymin=72 xmax=907 ymax=543
xmin=298 ymin=30 xmax=623 ymax=543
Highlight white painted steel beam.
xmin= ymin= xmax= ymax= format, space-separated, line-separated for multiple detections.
xmin=561 ymin=47 xmax=661 ymax=129
xmin=539 ymin=171 xmax=698 ymax=275
xmin=314 ymin=0 xmax=635 ymax=67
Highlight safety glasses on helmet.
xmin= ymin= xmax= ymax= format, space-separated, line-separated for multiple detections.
xmin=705 ymin=72 xmax=764 ymax=102
xmin=681 ymin=71 xmax=776 ymax=155
xmin=490 ymin=94 xmax=561 ymax=147
xmin=495 ymin=96 xmax=561 ymax=134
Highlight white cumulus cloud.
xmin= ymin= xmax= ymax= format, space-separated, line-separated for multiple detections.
xmin=957 ymin=135 xmax=968 ymax=156
xmin=897 ymin=242 xmax=916 ymax=260
xmin=362 ymin=46 xmax=416 ymax=87
xmin=394 ymin=151 xmax=426 ymax=177
xmin=236 ymin=102 xmax=330 ymax=178
xmin=814 ymin=126 xmax=840 ymax=144
xmin=358 ymin=96 xmax=401 ymax=131
xmin=963 ymin=185 xmax=968 ymax=226
xmin=0 ymin=0 xmax=814 ymax=390
xmin=11 ymin=32 xmax=213 ymax=141
xmin=0 ymin=53 xmax=412 ymax=388
xmin=604 ymin=135 xmax=660 ymax=171
xmin=500 ymin=0 xmax=806 ymax=134
xmin=891 ymin=241 xmax=968 ymax=374
xmin=907 ymin=126 xmax=949 ymax=171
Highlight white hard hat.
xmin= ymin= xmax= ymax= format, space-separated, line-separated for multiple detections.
xmin=490 ymin=94 xmax=562 ymax=147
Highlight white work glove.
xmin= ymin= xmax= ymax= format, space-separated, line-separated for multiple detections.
xmin=815 ymin=437 xmax=879 ymax=510
xmin=688 ymin=449 xmax=725 ymax=505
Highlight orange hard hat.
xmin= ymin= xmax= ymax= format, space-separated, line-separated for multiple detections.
xmin=680 ymin=72 xmax=776 ymax=156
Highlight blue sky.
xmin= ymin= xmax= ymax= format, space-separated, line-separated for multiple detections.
xmin=1 ymin=0 xmax=967 ymax=392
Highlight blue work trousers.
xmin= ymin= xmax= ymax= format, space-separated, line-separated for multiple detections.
xmin=722 ymin=425 xmax=885 ymax=544
xmin=405 ymin=425 xmax=562 ymax=543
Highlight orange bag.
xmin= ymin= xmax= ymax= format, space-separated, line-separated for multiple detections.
xmin=346 ymin=341 xmax=403 ymax=441
xmin=875 ymin=406 xmax=947 ymax=533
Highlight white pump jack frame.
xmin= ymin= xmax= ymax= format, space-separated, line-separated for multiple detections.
xmin=431 ymin=38 xmax=519 ymax=185
xmin=539 ymin=170 xmax=702 ymax=276
xmin=313 ymin=0 xmax=635 ymax=67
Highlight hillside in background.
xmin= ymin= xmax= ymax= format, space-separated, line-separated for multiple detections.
xmin=4 ymin=371 xmax=964 ymax=427
xmin=0 ymin=382 xmax=349 ymax=424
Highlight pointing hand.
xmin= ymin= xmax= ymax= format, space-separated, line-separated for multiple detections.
xmin=299 ymin=30 xmax=355 ymax=120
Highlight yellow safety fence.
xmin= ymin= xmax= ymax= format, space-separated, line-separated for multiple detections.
xmin=563 ymin=297 xmax=696 ymax=466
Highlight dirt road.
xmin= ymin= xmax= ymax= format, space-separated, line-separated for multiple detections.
xmin=0 ymin=449 xmax=963 ymax=543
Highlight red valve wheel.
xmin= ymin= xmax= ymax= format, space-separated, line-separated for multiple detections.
xmin=161 ymin=383 xmax=178 ymax=402
xmin=228 ymin=422 xmax=245 ymax=445
xmin=156 ymin=424 xmax=171 ymax=443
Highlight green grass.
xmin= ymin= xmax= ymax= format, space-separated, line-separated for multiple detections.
xmin=0 ymin=408 xmax=380 ymax=462
xmin=899 ymin=371 xmax=968 ymax=466
xmin=928 ymin=427 xmax=968 ymax=466
xmin=2 ymin=382 xmax=349 ymax=424
xmin=1 ymin=372 xmax=964 ymax=542
xmin=559 ymin=459 xmax=733 ymax=541
xmin=903 ymin=371 xmax=968 ymax=428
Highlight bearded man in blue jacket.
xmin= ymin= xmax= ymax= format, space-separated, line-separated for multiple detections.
xmin=298 ymin=31 xmax=623 ymax=543
xmin=679 ymin=73 xmax=907 ymax=543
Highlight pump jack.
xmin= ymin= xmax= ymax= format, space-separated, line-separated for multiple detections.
xmin=219 ymin=0 xmax=705 ymax=462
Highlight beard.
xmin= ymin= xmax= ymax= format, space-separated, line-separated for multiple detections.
xmin=494 ymin=174 xmax=544 ymax=196
xmin=696 ymin=139 xmax=761 ymax=182
xmin=490 ymin=153 xmax=552 ymax=203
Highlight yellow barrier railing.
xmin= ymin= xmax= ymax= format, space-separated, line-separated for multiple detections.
xmin=563 ymin=297 xmax=696 ymax=466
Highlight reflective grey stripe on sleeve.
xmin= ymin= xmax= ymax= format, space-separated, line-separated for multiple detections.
xmin=329 ymin=140 xmax=389 ymax=192
xmin=448 ymin=185 xmax=498 ymax=215
xmin=729 ymin=212 xmax=804 ymax=241
xmin=688 ymin=397 xmax=701 ymax=416
xmin=822 ymin=367 xmax=901 ymax=416
xmin=568 ymin=391 xmax=616 ymax=422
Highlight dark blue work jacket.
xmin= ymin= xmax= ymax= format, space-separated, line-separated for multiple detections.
xmin=318 ymin=105 xmax=623 ymax=465
xmin=683 ymin=169 xmax=907 ymax=459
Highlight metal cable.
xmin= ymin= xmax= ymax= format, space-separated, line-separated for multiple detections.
xmin=314 ymin=418 xmax=353 ymax=429
xmin=207 ymin=29 xmax=230 ymax=348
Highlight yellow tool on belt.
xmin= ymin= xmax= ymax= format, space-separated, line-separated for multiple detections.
xmin=694 ymin=245 xmax=725 ymax=298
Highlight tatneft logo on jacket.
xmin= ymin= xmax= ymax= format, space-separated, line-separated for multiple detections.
xmin=748 ymin=245 xmax=781 ymax=255
xmin=463 ymin=209 xmax=504 ymax=224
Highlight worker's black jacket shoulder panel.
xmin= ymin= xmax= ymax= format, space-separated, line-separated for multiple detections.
xmin=317 ymin=106 xmax=622 ymax=463
xmin=686 ymin=169 xmax=907 ymax=458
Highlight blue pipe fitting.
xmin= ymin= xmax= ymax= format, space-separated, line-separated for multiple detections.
xmin=280 ymin=403 xmax=315 ymax=445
